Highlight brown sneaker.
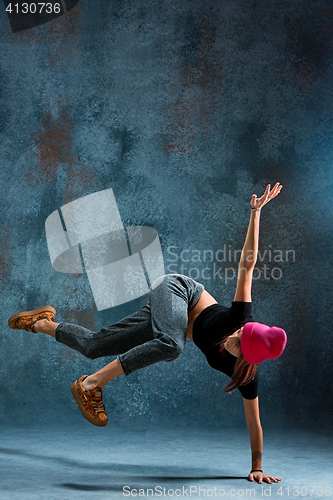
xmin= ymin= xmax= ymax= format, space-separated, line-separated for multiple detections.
xmin=71 ymin=375 xmax=108 ymax=427
xmin=8 ymin=306 xmax=56 ymax=333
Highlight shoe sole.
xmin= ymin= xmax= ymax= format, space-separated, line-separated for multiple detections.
xmin=70 ymin=382 xmax=108 ymax=427
xmin=8 ymin=305 xmax=56 ymax=327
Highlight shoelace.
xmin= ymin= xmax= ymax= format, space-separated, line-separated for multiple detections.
xmin=91 ymin=391 xmax=106 ymax=415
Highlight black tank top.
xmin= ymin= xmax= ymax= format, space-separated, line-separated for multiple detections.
xmin=192 ymin=302 xmax=258 ymax=400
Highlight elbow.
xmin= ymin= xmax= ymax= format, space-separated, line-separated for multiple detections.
xmin=239 ymin=262 xmax=256 ymax=276
xmin=241 ymin=250 xmax=258 ymax=269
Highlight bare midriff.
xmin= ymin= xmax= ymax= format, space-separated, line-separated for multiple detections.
xmin=186 ymin=289 xmax=218 ymax=341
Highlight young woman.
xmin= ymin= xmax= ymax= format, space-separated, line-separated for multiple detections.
xmin=8 ymin=182 xmax=286 ymax=485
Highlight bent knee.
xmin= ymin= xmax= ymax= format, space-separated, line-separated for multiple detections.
xmin=161 ymin=339 xmax=185 ymax=361
xmin=82 ymin=345 xmax=99 ymax=360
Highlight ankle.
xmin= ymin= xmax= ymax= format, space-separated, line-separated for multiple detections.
xmin=33 ymin=318 xmax=49 ymax=332
xmin=82 ymin=376 xmax=102 ymax=392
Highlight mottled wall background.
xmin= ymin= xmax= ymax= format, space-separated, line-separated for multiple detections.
xmin=0 ymin=0 xmax=332 ymax=432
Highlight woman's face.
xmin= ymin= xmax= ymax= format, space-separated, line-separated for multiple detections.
xmin=225 ymin=326 xmax=244 ymax=357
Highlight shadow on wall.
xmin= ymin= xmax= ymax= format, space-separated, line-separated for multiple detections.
xmin=60 ymin=477 xmax=246 ymax=492
xmin=0 ymin=446 xmax=246 ymax=485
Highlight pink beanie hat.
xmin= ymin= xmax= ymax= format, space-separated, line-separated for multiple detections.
xmin=241 ymin=322 xmax=287 ymax=364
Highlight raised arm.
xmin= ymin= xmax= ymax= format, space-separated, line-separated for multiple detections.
xmin=233 ymin=183 xmax=282 ymax=303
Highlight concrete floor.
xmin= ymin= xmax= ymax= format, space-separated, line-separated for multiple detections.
xmin=0 ymin=424 xmax=332 ymax=500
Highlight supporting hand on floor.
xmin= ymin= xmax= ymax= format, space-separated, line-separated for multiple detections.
xmin=248 ymin=470 xmax=281 ymax=484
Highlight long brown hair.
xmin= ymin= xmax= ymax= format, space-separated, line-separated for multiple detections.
xmin=218 ymin=328 xmax=258 ymax=394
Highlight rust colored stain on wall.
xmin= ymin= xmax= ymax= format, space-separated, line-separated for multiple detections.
xmin=25 ymin=108 xmax=76 ymax=187
xmin=46 ymin=7 xmax=83 ymax=67
xmin=164 ymin=20 xmax=225 ymax=154
xmin=25 ymin=106 xmax=100 ymax=198
xmin=25 ymin=105 xmax=100 ymax=200
xmin=64 ymin=165 xmax=101 ymax=204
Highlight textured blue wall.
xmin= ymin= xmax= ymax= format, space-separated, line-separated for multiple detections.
xmin=0 ymin=0 xmax=332 ymax=431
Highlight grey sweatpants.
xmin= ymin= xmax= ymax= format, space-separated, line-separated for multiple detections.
xmin=55 ymin=274 xmax=204 ymax=375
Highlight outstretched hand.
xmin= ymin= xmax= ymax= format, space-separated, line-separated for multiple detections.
xmin=250 ymin=182 xmax=282 ymax=211
xmin=248 ymin=471 xmax=281 ymax=484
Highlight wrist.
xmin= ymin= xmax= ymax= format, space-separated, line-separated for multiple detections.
xmin=251 ymin=469 xmax=263 ymax=474
xmin=251 ymin=207 xmax=261 ymax=211
xmin=251 ymin=452 xmax=263 ymax=471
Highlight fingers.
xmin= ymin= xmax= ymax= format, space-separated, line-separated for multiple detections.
xmin=250 ymin=473 xmax=281 ymax=484
xmin=252 ymin=182 xmax=283 ymax=209
xmin=262 ymin=184 xmax=270 ymax=201
xmin=262 ymin=182 xmax=283 ymax=205
xmin=268 ymin=182 xmax=283 ymax=198
xmin=262 ymin=475 xmax=281 ymax=484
